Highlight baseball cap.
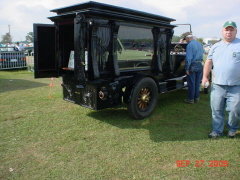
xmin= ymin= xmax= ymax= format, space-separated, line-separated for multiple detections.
xmin=223 ymin=21 xmax=237 ymax=28
xmin=183 ymin=32 xmax=193 ymax=40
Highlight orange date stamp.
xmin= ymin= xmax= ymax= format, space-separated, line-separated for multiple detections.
xmin=176 ymin=160 xmax=228 ymax=167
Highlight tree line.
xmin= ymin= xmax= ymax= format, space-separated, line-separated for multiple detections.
xmin=1 ymin=32 xmax=33 ymax=44
xmin=1 ymin=31 xmax=219 ymax=45
xmin=172 ymin=33 xmax=221 ymax=45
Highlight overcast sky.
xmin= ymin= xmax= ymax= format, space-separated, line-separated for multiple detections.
xmin=1 ymin=0 xmax=240 ymax=42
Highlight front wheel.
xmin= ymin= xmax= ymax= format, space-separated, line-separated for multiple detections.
xmin=127 ymin=77 xmax=158 ymax=119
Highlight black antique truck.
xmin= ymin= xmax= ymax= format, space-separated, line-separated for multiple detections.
xmin=34 ymin=1 xmax=189 ymax=119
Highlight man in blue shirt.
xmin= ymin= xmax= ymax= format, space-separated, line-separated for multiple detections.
xmin=184 ymin=32 xmax=204 ymax=104
xmin=202 ymin=21 xmax=240 ymax=138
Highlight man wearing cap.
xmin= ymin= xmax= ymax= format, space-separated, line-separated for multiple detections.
xmin=183 ymin=32 xmax=204 ymax=104
xmin=202 ymin=21 xmax=240 ymax=138
xmin=15 ymin=42 xmax=24 ymax=51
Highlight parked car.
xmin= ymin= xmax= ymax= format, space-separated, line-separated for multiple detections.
xmin=0 ymin=44 xmax=8 ymax=51
xmin=24 ymin=46 xmax=34 ymax=56
xmin=122 ymin=42 xmax=133 ymax=49
xmin=0 ymin=48 xmax=27 ymax=70
xmin=131 ymin=43 xmax=153 ymax=52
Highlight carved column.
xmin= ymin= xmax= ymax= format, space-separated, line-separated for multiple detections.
xmin=74 ymin=13 xmax=86 ymax=82
xmin=152 ymin=27 xmax=162 ymax=73
xmin=90 ymin=19 xmax=100 ymax=79
xmin=110 ymin=20 xmax=120 ymax=76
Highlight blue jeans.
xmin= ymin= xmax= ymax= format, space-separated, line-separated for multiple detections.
xmin=211 ymin=84 xmax=240 ymax=134
xmin=187 ymin=62 xmax=203 ymax=101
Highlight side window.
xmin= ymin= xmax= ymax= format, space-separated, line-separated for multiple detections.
xmin=117 ymin=25 xmax=153 ymax=69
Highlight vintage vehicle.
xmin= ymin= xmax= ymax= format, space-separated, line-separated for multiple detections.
xmin=34 ymin=1 xmax=193 ymax=119
xmin=0 ymin=46 xmax=27 ymax=70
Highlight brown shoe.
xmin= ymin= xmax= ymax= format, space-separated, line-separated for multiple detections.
xmin=184 ymin=99 xmax=194 ymax=104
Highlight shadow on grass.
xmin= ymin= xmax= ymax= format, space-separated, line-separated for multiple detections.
xmin=88 ymin=89 xmax=215 ymax=142
xmin=0 ymin=79 xmax=48 ymax=93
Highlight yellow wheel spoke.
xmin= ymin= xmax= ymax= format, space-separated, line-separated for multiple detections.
xmin=137 ymin=87 xmax=152 ymax=110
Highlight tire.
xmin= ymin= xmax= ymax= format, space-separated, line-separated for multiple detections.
xmin=127 ymin=77 xmax=158 ymax=119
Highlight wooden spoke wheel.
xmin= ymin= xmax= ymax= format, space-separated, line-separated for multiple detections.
xmin=127 ymin=77 xmax=158 ymax=119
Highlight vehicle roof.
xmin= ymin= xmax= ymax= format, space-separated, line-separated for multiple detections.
xmin=48 ymin=1 xmax=176 ymax=28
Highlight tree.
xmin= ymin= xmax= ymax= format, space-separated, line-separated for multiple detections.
xmin=180 ymin=33 xmax=186 ymax=39
xmin=196 ymin=38 xmax=204 ymax=44
xmin=1 ymin=33 xmax=12 ymax=44
xmin=171 ymin=35 xmax=181 ymax=42
xmin=25 ymin=32 xmax=33 ymax=43
xmin=172 ymin=33 xmax=186 ymax=43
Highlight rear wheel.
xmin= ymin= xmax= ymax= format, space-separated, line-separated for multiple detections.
xmin=127 ymin=77 xmax=158 ymax=119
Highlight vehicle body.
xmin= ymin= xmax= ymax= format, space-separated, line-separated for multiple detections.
xmin=0 ymin=47 xmax=27 ymax=70
xmin=131 ymin=43 xmax=153 ymax=52
xmin=24 ymin=46 xmax=34 ymax=56
xmin=121 ymin=42 xmax=133 ymax=49
xmin=34 ymin=1 xmax=189 ymax=119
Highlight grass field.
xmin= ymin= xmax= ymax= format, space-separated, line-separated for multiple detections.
xmin=0 ymin=70 xmax=239 ymax=180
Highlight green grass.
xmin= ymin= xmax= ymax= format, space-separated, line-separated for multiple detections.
xmin=0 ymin=70 xmax=239 ymax=180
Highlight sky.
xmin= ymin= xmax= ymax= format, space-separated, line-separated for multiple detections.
xmin=0 ymin=0 xmax=240 ymax=42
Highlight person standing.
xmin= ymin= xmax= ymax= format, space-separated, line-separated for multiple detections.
xmin=184 ymin=32 xmax=204 ymax=104
xmin=202 ymin=21 xmax=240 ymax=138
xmin=15 ymin=42 xmax=24 ymax=51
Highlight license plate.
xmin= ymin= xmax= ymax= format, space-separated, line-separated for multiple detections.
xmin=11 ymin=59 xmax=18 ymax=62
